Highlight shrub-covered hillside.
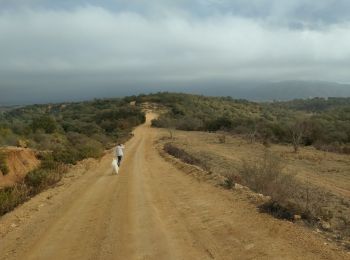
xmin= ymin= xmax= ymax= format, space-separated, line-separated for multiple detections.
xmin=0 ymin=98 xmax=145 ymax=164
xmin=132 ymin=93 xmax=350 ymax=153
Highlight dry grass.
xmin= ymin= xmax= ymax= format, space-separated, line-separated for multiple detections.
xmin=159 ymin=129 xmax=350 ymax=245
xmin=0 ymin=184 xmax=28 ymax=215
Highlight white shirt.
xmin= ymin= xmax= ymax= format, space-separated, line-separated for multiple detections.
xmin=116 ymin=145 xmax=125 ymax=156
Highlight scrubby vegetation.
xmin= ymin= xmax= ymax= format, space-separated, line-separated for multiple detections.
xmin=0 ymin=150 xmax=9 ymax=175
xmin=240 ymin=151 xmax=296 ymax=208
xmin=164 ymin=143 xmax=208 ymax=170
xmin=131 ymin=93 xmax=349 ymax=154
xmin=24 ymin=155 xmax=67 ymax=195
xmin=0 ymin=98 xmax=145 ymax=164
xmin=0 ymin=185 xmax=28 ymax=215
xmin=161 ymin=126 xmax=350 ymax=249
xmin=0 ymin=98 xmax=145 ymax=215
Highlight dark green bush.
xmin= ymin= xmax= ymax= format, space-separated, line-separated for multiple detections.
xmin=76 ymin=140 xmax=104 ymax=159
xmin=52 ymin=147 xmax=80 ymax=164
xmin=31 ymin=115 xmax=58 ymax=134
xmin=24 ymin=168 xmax=61 ymax=193
xmin=0 ymin=151 xmax=9 ymax=175
xmin=24 ymin=169 xmax=49 ymax=188
xmin=163 ymin=143 xmax=209 ymax=170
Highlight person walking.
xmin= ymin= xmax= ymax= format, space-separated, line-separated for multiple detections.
xmin=116 ymin=143 xmax=125 ymax=166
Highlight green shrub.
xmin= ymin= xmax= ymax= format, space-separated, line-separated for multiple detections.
xmin=52 ymin=147 xmax=80 ymax=164
xmin=40 ymin=154 xmax=68 ymax=175
xmin=76 ymin=139 xmax=104 ymax=159
xmin=0 ymin=151 xmax=9 ymax=176
xmin=0 ymin=185 xmax=28 ymax=215
xmin=24 ymin=168 xmax=61 ymax=193
xmin=24 ymin=169 xmax=48 ymax=189
xmin=31 ymin=115 xmax=58 ymax=134
xmin=0 ymin=133 xmax=18 ymax=146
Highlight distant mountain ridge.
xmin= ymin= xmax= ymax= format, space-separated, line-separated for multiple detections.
xmin=2 ymin=80 xmax=350 ymax=106
xmin=248 ymin=81 xmax=350 ymax=101
xmin=200 ymin=81 xmax=350 ymax=101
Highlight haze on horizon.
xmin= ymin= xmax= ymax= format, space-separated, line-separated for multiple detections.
xmin=1 ymin=0 xmax=350 ymax=105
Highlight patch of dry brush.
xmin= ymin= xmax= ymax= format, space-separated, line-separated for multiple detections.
xmin=163 ymin=141 xmax=350 ymax=247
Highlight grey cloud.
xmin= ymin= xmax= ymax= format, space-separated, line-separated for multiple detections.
xmin=2 ymin=0 xmax=350 ymax=27
xmin=0 ymin=3 xmax=350 ymax=104
xmin=1 ymin=7 xmax=349 ymax=73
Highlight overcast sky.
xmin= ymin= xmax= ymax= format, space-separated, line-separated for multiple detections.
xmin=1 ymin=0 xmax=350 ymax=104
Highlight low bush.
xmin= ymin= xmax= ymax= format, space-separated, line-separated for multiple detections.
xmin=76 ymin=139 xmax=104 ymax=159
xmin=24 ymin=168 xmax=63 ymax=194
xmin=0 ymin=185 xmax=28 ymax=215
xmin=222 ymin=173 xmax=241 ymax=189
xmin=31 ymin=115 xmax=58 ymax=134
xmin=239 ymin=152 xmax=340 ymax=226
xmin=259 ymin=201 xmax=296 ymax=220
xmin=240 ymin=151 xmax=296 ymax=205
xmin=163 ymin=143 xmax=210 ymax=171
xmin=52 ymin=147 xmax=80 ymax=164
xmin=314 ymin=142 xmax=350 ymax=154
xmin=0 ymin=150 xmax=9 ymax=175
xmin=0 ymin=128 xmax=19 ymax=146
xmin=164 ymin=143 xmax=201 ymax=165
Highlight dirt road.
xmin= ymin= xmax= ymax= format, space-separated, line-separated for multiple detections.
xmin=0 ymin=113 xmax=348 ymax=259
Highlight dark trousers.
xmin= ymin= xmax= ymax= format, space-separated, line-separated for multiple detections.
xmin=117 ymin=156 xmax=123 ymax=166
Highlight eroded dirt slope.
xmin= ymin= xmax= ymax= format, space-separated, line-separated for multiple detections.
xmin=0 ymin=147 xmax=40 ymax=187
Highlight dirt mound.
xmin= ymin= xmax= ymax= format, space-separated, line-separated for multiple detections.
xmin=0 ymin=147 xmax=40 ymax=187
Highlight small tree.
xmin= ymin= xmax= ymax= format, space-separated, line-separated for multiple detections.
xmin=240 ymin=151 xmax=295 ymax=204
xmin=289 ymin=120 xmax=309 ymax=153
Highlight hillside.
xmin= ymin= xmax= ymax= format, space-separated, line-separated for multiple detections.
xmin=133 ymin=93 xmax=350 ymax=154
xmin=0 ymin=98 xmax=145 ymax=162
